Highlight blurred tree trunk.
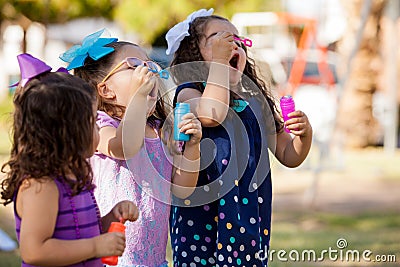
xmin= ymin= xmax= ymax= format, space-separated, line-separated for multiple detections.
xmin=336 ymin=0 xmax=386 ymax=148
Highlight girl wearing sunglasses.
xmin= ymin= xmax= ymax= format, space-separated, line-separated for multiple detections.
xmin=61 ymin=30 xmax=202 ymax=267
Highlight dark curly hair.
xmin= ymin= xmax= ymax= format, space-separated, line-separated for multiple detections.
xmin=73 ymin=41 xmax=169 ymax=129
xmin=170 ymin=15 xmax=283 ymax=133
xmin=1 ymin=72 xmax=97 ymax=205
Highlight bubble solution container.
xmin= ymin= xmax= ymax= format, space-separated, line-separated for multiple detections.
xmin=280 ymin=95 xmax=296 ymax=133
xmin=174 ymin=102 xmax=191 ymax=141
xmin=101 ymin=222 xmax=126 ymax=266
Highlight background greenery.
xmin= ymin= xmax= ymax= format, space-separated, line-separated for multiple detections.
xmin=0 ymin=0 xmax=281 ymax=45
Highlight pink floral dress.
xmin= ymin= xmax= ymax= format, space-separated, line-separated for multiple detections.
xmin=91 ymin=111 xmax=173 ymax=267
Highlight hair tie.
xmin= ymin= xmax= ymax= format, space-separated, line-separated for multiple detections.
xmin=59 ymin=28 xmax=118 ymax=70
xmin=10 ymin=53 xmax=69 ymax=87
xmin=165 ymin=8 xmax=214 ymax=56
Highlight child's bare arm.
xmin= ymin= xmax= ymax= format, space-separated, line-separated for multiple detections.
xmin=272 ymin=110 xmax=313 ymax=168
xmin=171 ymin=113 xmax=202 ymax=198
xmin=177 ymin=32 xmax=235 ymax=127
xmin=17 ymin=178 xmax=126 ymax=266
xmin=97 ymin=68 xmax=155 ymax=159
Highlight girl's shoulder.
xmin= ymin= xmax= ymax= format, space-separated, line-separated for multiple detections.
xmin=16 ymin=177 xmax=59 ymax=214
xmin=19 ymin=176 xmax=56 ymax=192
xmin=173 ymin=82 xmax=205 ymax=106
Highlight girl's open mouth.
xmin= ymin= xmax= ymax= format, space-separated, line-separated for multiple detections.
xmin=229 ymin=54 xmax=240 ymax=69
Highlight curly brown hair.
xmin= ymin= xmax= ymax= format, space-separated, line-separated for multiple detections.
xmin=1 ymin=72 xmax=97 ymax=205
xmin=170 ymin=15 xmax=283 ymax=133
xmin=73 ymin=41 xmax=169 ymax=129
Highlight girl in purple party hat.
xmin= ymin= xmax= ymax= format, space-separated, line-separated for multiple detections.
xmin=0 ymin=53 xmax=139 ymax=267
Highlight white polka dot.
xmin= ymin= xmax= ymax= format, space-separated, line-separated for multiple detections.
xmin=204 ymin=185 xmax=210 ymax=192
xmin=178 ymin=216 xmax=182 ymax=222
xmin=194 ymin=256 xmax=200 ymax=262
xmin=191 ymin=245 xmax=197 ymax=251
xmin=187 ymin=220 xmax=194 ymax=226
xmin=182 ymin=251 xmax=187 ymax=257
xmin=209 ymin=257 xmax=216 ymax=264
xmin=218 ymin=255 xmax=224 ymax=261
xmin=227 ymin=245 xmax=232 ymax=252
xmin=175 ymin=228 xmax=179 ymax=234
xmin=228 ymin=257 xmax=232 ymax=263
xmin=234 ymin=196 xmax=238 ymax=202
xmin=240 ymin=227 xmax=246 ymax=233
xmin=201 ymin=246 xmax=207 ymax=251
xmin=250 ymin=217 xmax=256 ymax=224
xmin=246 ymin=254 xmax=251 ymax=261
xmin=258 ymin=197 xmax=263 ymax=203
xmin=218 ymin=179 xmax=223 ymax=185
xmin=190 ymin=263 xmax=196 ymax=267
xmin=252 ymin=183 xmax=258 ymax=189
xmin=182 ymin=263 xmax=187 ymax=267
xmin=240 ymin=245 xmax=245 ymax=251
xmin=175 ymin=246 xmax=178 ymax=251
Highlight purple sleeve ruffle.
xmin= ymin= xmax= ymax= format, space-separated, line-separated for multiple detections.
xmin=96 ymin=111 xmax=119 ymax=128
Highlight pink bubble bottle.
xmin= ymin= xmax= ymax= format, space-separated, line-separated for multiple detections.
xmin=280 ymin=95 xmax=295 ymax=133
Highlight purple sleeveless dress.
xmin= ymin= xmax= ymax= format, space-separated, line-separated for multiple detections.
xmin=14 ymin=177 xmax=103 ymax=267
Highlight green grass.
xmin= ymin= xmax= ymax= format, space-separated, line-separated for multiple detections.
xmin=268 ymin=211 xmax=400 ymax=267
xmin=1 ymin=210 xmax=399 ymax=267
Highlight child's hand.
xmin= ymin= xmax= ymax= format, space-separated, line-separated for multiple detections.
xmin=129 ymin=65 xmax=156 ymax=99
xmin=111 ymin=200 xmax=139 ymax=223
xmin=211 ymin=31 xmax=236 ymax=63
xmin=178 ymin=113 xmax=202 ymax=146
xmin=93 ymin=232 xmax=126 ymax=258
xmin=284 ymin=110 xmax=312 ymax=137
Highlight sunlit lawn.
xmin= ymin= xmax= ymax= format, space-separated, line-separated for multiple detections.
xmin=268 ymin=212 xmax=400 ymax=267
xmin=1 ymin=210 xmax=399 ymax=267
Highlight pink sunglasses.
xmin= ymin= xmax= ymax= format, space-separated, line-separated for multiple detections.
xmin=234 ymin=36 xmax=253 ymax=47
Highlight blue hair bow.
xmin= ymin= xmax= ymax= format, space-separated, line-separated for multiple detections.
xmin=60 ymin=29 xmax=118 ymax=70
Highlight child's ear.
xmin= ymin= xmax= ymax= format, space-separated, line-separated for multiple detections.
xmin=97 ymin=82 xmax=116 ymax=99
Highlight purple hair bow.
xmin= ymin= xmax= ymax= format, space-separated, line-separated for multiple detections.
xmin=59 ymin=28 xmax=118 ymax=70
xmin=11 ymin=53 xmax=69 ymax=87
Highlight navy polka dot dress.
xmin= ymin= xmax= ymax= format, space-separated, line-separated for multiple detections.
xmin=170 ymin=83 xmax=273 ymax=267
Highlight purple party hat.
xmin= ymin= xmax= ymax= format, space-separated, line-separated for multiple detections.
xmin=12 ymin=53 xmax=52 ymax=87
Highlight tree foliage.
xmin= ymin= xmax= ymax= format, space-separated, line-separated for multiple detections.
xmin=114 ymin=0 xmax=282 ymax=45
xmin=1 ymin=0 xmax=281 ymax=44
xmin=1 ymin=0 xmax=114 ymax=24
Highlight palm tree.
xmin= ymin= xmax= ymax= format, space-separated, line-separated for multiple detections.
xmin=336 ymin=0 xmax=387 ymax=148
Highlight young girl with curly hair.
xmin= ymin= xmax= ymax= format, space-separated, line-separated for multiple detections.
xmin=0 ymin=53 xmax=138 ymax=267
xmin=166 ymin=9 xmax=313 ymax=267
